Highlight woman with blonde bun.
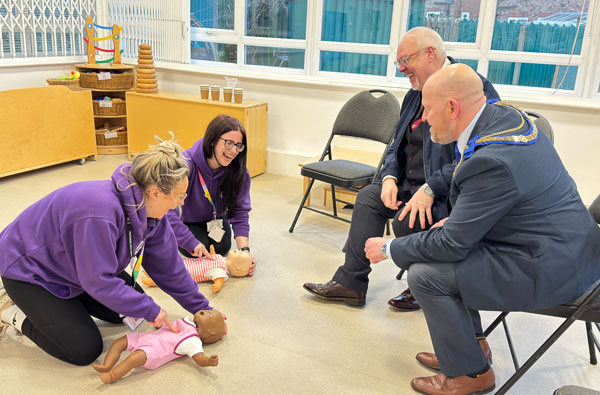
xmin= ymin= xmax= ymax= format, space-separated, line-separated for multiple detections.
xmin=0 ymin=134 xmax=215 ymax=366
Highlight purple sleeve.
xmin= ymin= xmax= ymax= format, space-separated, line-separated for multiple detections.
xmin=228 ymin=171 xmax=252 ymax=238
xmin=66 ymin=219 xmax=161 ymax=322
xmin=166 ymin=209 xmax=200 ymax=254
xmin=143 ymin=218 xmax=211 ymax=314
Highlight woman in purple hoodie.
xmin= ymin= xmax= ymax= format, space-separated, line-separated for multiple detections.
xmin=0 ymin=136 xmax=213 ymax=365
xmin=166 ymin=115 xmax=255 ymax=272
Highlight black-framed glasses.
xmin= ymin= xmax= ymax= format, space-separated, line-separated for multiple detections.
xmin=394 ymin=47 xmax=428 ymax=68
xmin=219 ymin=137 xmax=245 ymax=152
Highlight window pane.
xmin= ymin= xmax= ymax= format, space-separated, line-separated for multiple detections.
xmin=455 ymin=59 xmax=478 ymax=71
xmin=245 ymin=46 xmax=304 ymax=69
xmin=321 ymin=51 xmax=386 ymax=76
xmin=407 ymin=0 xmax=480 ymax=43
xmin=491 ymin=0 xmax=587 ymax=55
xmin=191 ymin=41 xmax=237 ymax=63
xmin=488 ymin=61 xmax=577 ymax=90
xmin=321 ymin=0 xmax=393 ymax=44
xmin=246 ymin=0 xmax=307 ymax=39
xmin=191 ymin=0 xmax=234 ymax=29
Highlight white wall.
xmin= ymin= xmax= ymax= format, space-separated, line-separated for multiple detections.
xmin=2 ymin=63 xmax=599 ymax=204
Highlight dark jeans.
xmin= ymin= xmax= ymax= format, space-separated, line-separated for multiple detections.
xmin=1 ymin=272 xmax=142 ymax=366
xmin=332 ymin=183 xmax=428 ymax=294
xmin=179 ymin=218 xmax=232 ymax=257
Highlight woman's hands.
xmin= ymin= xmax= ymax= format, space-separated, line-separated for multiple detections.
xmin=191 ymin=242 xmax=211 ymax=258
xmin=150 ymin=308 xmax=179 ymax=333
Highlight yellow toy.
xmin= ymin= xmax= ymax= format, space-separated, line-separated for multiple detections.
xmin=57 ymin=71 xmax=80 ymax=80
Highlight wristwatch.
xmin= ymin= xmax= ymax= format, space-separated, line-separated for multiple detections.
xmin=240 ymin=246 xmax=250 ymax=252
xmin=423 ymin=183 xmax=435 ymax=198
xmin=381 ymin=241 xmax=389 ymax=259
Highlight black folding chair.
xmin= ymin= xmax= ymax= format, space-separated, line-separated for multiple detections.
xmin=289 ymin=89 xmax=400 ymax=232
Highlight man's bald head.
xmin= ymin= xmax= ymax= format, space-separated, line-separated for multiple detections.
xmin=421 ymin=64 xmax=487 ymax=144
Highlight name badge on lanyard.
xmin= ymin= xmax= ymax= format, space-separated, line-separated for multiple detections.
xmin=198 ymin=169 xmax=225 ymax=242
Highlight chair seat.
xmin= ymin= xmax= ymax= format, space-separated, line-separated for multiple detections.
xmin=301 ymin=159 xmax=376 ymax=188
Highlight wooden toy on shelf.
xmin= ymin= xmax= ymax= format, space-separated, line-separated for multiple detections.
xmin=135 ymin=44 xmax=158 ymax=93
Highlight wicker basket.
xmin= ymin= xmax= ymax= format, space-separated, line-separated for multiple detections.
xmin=46 ymin=78 xmax=80 ymax=91
xmin=96 ymin=128 xmax=128 ymax=146
xmin=93 ymin=98 xmax=126 ymax=116
xmin=80 ymin=71 xmax=134 ymax=90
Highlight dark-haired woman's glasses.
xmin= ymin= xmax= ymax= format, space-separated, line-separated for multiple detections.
xmin=220 ymin=138 xmax=245 ymax=152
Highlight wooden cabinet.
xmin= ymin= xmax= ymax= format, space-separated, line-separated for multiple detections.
xmin=0 ymin=86 xmax=97 ymax=178
xmin=75 ymin=64 xmax=134 ymax=155
xmin=126 ymin=90 xmax=268 ymax=177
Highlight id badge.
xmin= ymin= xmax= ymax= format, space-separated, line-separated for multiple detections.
xmin=207 ymin=218 xmax=223 ymax=232
xmin=123 ymin=316 xmax=144 ymax=331
xmin=208 ymin=226 xmax=225 ymax=243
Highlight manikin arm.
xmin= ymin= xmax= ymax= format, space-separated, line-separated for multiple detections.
xmin=192 ymin=352 xmax=219 ymax=367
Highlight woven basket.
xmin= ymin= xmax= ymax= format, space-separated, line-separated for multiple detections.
xmin=96 ymin=128 xmax=128 ymax=146
xmin=93 ymin=98 xmax=126 ymax=116
xmin=80 ymin=71 xmax=134 ymax=90
xmin=46 ymin=78 xmax=80 ymax=91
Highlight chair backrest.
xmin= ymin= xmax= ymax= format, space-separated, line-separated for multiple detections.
xmin=525 ymin=110 xmax=554 ymax=144
xmin=331 ymin=89 xmax=401 ymax=144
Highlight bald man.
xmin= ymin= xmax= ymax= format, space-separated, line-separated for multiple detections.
xmin=366 ymin=64 xmax=600 ymax=394
xmin=303 ymin=27 xmax=499 ymax=312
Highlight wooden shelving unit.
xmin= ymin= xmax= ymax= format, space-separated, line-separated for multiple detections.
xmin=75 ymin=64 xmax=134 ymax=155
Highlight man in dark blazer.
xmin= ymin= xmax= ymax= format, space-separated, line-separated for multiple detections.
xmin=303 ymin=27 xmax=499 ymax=311
xmin=365 ymin=64 xmax=600 ymax=394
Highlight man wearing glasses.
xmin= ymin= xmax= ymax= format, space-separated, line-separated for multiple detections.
xmin=304 ymin=27 xmax=499 ymax=313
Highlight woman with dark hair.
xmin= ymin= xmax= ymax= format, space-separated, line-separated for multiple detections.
xmin=167 ymin=114 xmax=256 ymax=273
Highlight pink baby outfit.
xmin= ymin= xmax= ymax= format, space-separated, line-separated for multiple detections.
xmin=126 ymin=317 xmax=203 ymax=370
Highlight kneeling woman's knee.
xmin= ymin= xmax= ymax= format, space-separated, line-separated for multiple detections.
xmin=64 ymin=328 xmax=104 ymax=366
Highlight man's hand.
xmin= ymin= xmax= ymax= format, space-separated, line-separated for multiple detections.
xmin=431 ymin=217 xmax=448 ymax=229
xmin=398 ymin=185 xmax=434 ymax=230
xmin=150 ymin=308 xmax=179 ymax=333
xmin=365 ymin=237 xmax=388 ymax=264
xmin=381 ymin=178 xmax=402 ymax=210
xmin=192 ymin=242 xmax=211 ymax=258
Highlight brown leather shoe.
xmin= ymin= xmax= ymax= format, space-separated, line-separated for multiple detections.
xmin=416 ymin=340 xmax=493 ymax=370
xmin=410 ymin=368 xmax=495 ymax=395
xmin=388 ymin=288 xmax=420 ymax=311
xmin=303 ymin=281 xmax=365 ymax=307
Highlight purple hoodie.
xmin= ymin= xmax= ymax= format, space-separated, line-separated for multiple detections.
xmin=167 ymin=138 xmax=252 ymax=253
xmin=0 ymin=164 xmax=210 ymax=322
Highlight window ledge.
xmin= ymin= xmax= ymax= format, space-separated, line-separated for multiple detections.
xmin=0 ymin=57 xmax=86 ymax=68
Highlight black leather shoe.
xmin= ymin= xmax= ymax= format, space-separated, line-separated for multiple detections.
xmin=303 ymin=281 xmax=366 ymax=307
xmin=388 ymin=288 xmax=421 ymax=311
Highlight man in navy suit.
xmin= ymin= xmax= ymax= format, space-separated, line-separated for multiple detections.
xmin=366 ymin=64 xmax=600 ymax=394
xmin=303 ymin=27 xmax=499 ymax=312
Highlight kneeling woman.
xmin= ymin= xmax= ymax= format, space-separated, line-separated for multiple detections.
xmin=167 ymin=114 xmax=256 ymax=272
xmin=0 ymin=135 xmax=214 ymax=365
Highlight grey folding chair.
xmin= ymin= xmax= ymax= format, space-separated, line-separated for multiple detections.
xmin=484 ymin=194 xmax=600 ymax=395
xmin=289 ymin=89 xmax=400 ymax=233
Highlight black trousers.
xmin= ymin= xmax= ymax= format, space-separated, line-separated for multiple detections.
xmin=333 ymin=183 xmax=428 ymax=294
xmin=1 ymin=272 xmax=142 ymax=366
xmin=179 ymin=218 xmax=232 ymax=257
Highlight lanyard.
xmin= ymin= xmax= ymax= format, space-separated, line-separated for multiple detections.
xmin=125 ymin=215 xmax=145 ymax=287
xmin=197 ymin=169 xmax=217 ymax=219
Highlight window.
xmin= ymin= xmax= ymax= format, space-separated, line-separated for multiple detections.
xmin=0 ymin=1 xmax=94 ymax=59
xmin=5 ymin=1 xmax=600 ymax=101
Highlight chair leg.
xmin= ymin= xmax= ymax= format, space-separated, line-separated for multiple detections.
xmin=586 ymin=321 xmax=598 ymax=365
xmin=501 ymin=315 xmax=520 ymax=371
xmin=289 ymin=178 xmax=316 ymax=233
xmin=495 ymin=314 xmax=582 ymax=395
xmin=385 ymin=219 xmax=391 ymax=235
xmin=396 ymin=269 xmax=406 ymax=280
xmin=330 ymin=184 xmax=338 ymax=217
